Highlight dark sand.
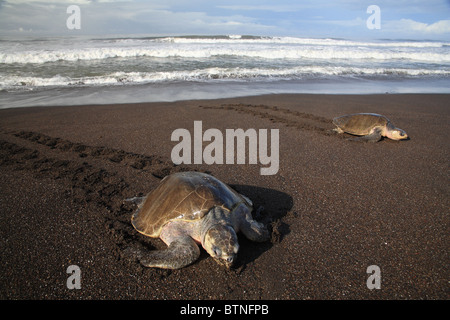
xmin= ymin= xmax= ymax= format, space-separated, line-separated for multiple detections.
xmin=0 ymin=94 xmax=448 ymax=301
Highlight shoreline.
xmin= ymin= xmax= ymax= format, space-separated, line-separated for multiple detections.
xmin=0 ymin=93 xmax=449 ymax=299
xmin=2 ymin=77 xmax=450 ymax=109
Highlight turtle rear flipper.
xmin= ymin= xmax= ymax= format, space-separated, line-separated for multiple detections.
xmin=140 ymin=236 xmax=200 ymax=269
xmin=349 ymin=128 xmax=382 ymax=143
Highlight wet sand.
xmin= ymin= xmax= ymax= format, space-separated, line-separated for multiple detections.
xmin=0 ymin=94 xmax=448 ymax=302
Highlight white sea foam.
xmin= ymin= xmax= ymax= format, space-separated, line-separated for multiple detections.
xmin=1 ymin=47 xmax=449 ymax=64
xmin=155 ymin=36 xmax=449 ymax=48
xmin=1 ymin=35 xmax=449 ymax=94
xmin=2 ymin=67 xmax=448 ymax=90
xmin=1 ymin=36 xmax=449 ymax=64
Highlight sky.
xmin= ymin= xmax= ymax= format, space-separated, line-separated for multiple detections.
xmin=0 ymin=0 xmax=449 ymax=40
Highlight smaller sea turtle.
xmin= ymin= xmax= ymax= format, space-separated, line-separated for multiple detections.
xmin=333 ymin=113 xmax=408 ymax=142
xmin=127 ymin=172 xmax=269 ymax=269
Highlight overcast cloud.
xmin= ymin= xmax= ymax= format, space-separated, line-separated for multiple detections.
xmin=0 ymin=0 xmax=449 ymax=39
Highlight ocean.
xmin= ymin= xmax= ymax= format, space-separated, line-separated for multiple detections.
xmin=1 ymin=35 xmax=449 ymax=108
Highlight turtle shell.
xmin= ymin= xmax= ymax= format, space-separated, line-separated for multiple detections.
xmin=131 ymin=172 xmax=249 ymax=237
xmin=333 ymin=113 xmax=389 ymax=136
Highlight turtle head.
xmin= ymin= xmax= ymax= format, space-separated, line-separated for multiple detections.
xmin=386 ymin=127 xmax=408 ymax=140
xmin=203 ymin=224 xmax=239 ymax=269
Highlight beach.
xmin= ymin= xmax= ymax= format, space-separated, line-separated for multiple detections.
xmin=0 ymin=93 xmax=448 ymax=300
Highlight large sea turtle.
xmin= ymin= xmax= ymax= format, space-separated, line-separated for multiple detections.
xmin=333 ymin=113 xmax=408 ymax=142
xmin=128 ymin=171 xmax=269 ymax=269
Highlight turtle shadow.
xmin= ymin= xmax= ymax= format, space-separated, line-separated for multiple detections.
xmin=229 ymin=184 xmax=293 ymax=269
xmin=339 ymin=132 xmax=411 ymax=143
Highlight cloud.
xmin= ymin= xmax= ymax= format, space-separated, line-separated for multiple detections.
xmin=1 ymin=0 xmax=449 ymax=39
xmin=218 ymin=4 xmax=312 ymax=13
xmin=2 ymin=0 xmax=92 ymax=3
xmin=323 ymin=17 xmax=365 ymax=28
xmin=386 ymin=19 xmax=450 ymax=35
xmin=0 ymin=0 xmax=276 ymax=36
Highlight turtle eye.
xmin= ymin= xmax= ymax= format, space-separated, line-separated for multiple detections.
xmin=213 ymin=247 xmax=221 ymax=257
xmin=226 ymin=256 xmax=234 ymax=263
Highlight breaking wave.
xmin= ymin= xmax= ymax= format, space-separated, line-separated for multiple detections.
xmin=2 ymin=67 xmax=449 ymax=89
xmin=1 ymin=35 xmax=449 ymax=91
xmin=1 ymin=36 xmax=449 ymax=64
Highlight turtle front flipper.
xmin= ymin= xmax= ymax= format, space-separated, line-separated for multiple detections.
xmin=239 ymin=210 xmax=270 ymax=242
xmin=124 ymin=196 xmax=146 ymax=206
xmin=140 ymin=236 xmax=200 ymax=269
xmin=349 ymin=127 xmax=382 ymax=143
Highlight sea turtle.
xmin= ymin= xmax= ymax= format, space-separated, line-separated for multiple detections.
xmin=332 ymin=113 xmax=408 ymax=142
xmin=128 ymin=171 xmax=269 ymax=269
